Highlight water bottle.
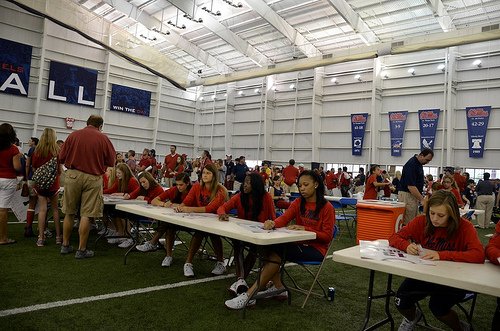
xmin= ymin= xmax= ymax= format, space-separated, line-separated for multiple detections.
xmin=328 ymin=287 xmax=335 ymax=301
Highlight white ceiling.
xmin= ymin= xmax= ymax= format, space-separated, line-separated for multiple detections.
xmin=73 ymin=0 xmax=500 ymax=84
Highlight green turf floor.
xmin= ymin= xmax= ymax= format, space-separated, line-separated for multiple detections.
xmin=0 ymin=215 xmax=497 ymax=331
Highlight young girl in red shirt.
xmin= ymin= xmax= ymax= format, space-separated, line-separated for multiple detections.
xmin=135 ymin=173 xmax=192 ymax=268
xmin=175 ymin=163 xmax=228 ymax=277
xmin=440 ymin=174 xmax=464 ymax=208
xmin=225 ymin=170 xmax=335 ymax=310
xmin=389 ymin=190 xmax=484 ymax=331
xmin=363 ymin=164 xmax=390 ymax=200
xmin=217 ymin=173 xmax=276 ymax=295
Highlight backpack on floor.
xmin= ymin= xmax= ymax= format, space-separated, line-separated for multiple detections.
xmin=32 ymin=156 xmax=58 ymax=190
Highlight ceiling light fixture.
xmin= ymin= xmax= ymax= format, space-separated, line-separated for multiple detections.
xmin=223 ymin=0 xmax=243 ymax=8
xmin=255 ymin=88 xmax=260 ymax=93
xmin=354 ymin=74 xmax=361 ymax=81
xmin=211 ymin=94 xmax=216 ymax=100
xmin=408 ymin=68 xmax=416 ymax=75
xmin=199 ymin=96 xmax=204 ymax=101
xmin=289 ymin=84 xmax=295 ymax=89
xmin=202 ymin=0 xmax=221 ymax=16
xmin=331 ymin=77 xmax=338 ymax=84
xmin=238 ymin=91 xmax=244 ymax=96
xmin=151 ymin=27 xmax=170 ymax=35
xmin=472 ymin=59 xmax=482 ymax=67
xmin=381 ymin=71 xmax=388 ymax=79
xmin=437 ymin=64 xmax=445 ymax=72
xmin=183 ymin=13 xmax=203 ymax=23
xmin=168 ymin=9 xmax=186 ymax=29
xmin=139 ymin=34 xmax=157 ymax=42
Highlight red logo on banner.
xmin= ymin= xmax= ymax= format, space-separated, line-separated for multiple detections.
xmin=467 ymin=108 xmax=489 ymax=117
xmin=419 ymin=111 xmax=438 ymax=120
xmin=352 ymin=115 xmax=367 ymax=122
xmin=390 ymin=112 xmax=407 ymax=121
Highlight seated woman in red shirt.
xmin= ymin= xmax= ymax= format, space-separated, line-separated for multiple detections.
xmin=389 ymin=190 xmax=484 ymax=331
xmin=363 ymin=164 xmax=390 ymax=200
xmin=174 ymin=163 xmax=228 ymax=277
xmin=104 ymin=163 xmax=140 ymax=245
xmin=225 ymin=170 xmax=335 ymax=310
xmin=136 ymin=173 xmax=193 ymax=268
xmin=217 ymin=173 xmax=276 ymax=295
xmin=486 ymin=221 xmax=500 ymax=331
xmin=439 ymin=174 xmax=464 ymax=208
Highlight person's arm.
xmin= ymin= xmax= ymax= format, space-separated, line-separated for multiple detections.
xmin=25 ymin=155 xmax=31 ymax=179
xmin=103 ymin=180 xmax=118 ymax=194
xmin=126 ymin=187 xmax=140 ymax=200
xmin=485 ymin=223 xmax=500 ymax=265
xmin=389 ymin=216 xmax=424 ymax=253
xmin=13 ymin=152 xmax=23 ymax=173
xmin=204 ymin=186 xmax=227 ymax=214
xmin=407 ymin=185 xmax=425 ymax=203
xmin=437 ymin=221 xmax=485 ymax=263
xmin=272 ymin=199 xmax=300 ymax=228
xmin=145 ymin=186 xmax=165 ymax=204
xmin=217 ymin=193 xmax=240 ymax=221
xmin=127 ymin=178 xmax=140 ymax=193
xmin=303 ymin=203 xmax=334 ymax=245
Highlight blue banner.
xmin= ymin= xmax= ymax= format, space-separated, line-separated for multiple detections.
xmin=389 ymin=111 xmax=408 ymax=157
xmin=466 ymin=106 xmax=491 ymax=158
xmin=351 ymin=113 xmax=368 ymax=156
xmin=0 ymin=38 xmax=32 ymax=96
xmin=418 ymin=109 xmax=440 ymax=151
xmin=110 ymin=84 xmax=151 ymax=117
xmin=47 ymin=61 xmax=97 ymax=107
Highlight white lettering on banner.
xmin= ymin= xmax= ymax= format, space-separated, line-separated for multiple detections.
xmin=48 ymin=80 xmax=66 ymax=101
xmin=78 ymin=86 xmax=95 ymax=106
xmin=0 ymin=73 xmax=27 ymax=95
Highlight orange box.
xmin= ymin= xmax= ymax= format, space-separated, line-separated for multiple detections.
xmin=356 ymin=200 xmax=406 ymax=244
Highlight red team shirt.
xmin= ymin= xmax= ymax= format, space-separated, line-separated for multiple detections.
xmin=104 ymin=177 xmax=140 ymax=194
xmin=128 ymin=185 xmax=164 ymax=203
xmin=274 ymin=199 xmax=335 ymax=256
xmin=282 ymin=165 xmax=299 ymax=186
xmin=182 ymin=182 xmax=226 ymax=213
xmin=389 ymin=215 xmax=484 ymax=263
xmin=217 ymin=192 xmax=276 ymax=222
xmin=363 ymin=174 xmax=378 ymax=200
xmin=156 ymin=186 xmax=190 ymax=204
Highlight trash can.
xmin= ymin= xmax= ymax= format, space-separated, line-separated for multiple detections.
xmin=356 ymin=200 xmax=406 ymax=244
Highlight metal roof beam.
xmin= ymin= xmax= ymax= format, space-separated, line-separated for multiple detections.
xmin=426 ymin=0 xmax=456 ymax=32
xmin=244 ymin=0 xmax=321 ymax=57
xmin=167 ymin=0 xmax=270 ymax=67
xmin=325 ymin=0 xmax=379 ymax=45
xmin=103 ymin=0 xmax=232 ymax=74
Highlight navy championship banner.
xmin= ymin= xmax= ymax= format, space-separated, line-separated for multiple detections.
xmin=47 ymin=61 xmax=97 ymax=107
xmin=0 ymin=38 xmax=32 ymax=96
xmin=466 ymin=106 xmax=491 ymax=158
xmin=418 ymin=109 xmax=440 ymax=151
xmin=389 ymin=111 xmax=408 ymax=157
xmin=110 ymin=84 xmax=151 ymax=117
xmin=351 ymin=113 xmax=368 ymax=156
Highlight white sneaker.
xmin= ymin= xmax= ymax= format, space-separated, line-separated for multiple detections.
xmin=161 ymin=256 xmax=173 ymax=267
xmin=224 ymin=292 xmax=256 ymax=310
xmin=184 ymin=263 xmax=194 ymax=277
xmin=98 ymin=228 xmax=107 ymax=235
xmin=211 ymin=261 xmax=226 ymax=275
xmin=118 ymin=238 xmax=134 ymax=248
xmin=257 ymin=285 xmax=288 ymax=301
xmin=228 ymin=278 xmax=248 ymax=296
xmin=107 ymin=237 xmax=125 ymax=244
xmin=105 ymin=229 xmax=118 ymax=237
xmin=136 ymin=241 xmax=157 ymax=252
xmin=398 ymin=308 xmax=422 ymax=331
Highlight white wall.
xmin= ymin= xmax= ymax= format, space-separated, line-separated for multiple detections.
xmin=1 ymin=2 xmax=499 ymax=171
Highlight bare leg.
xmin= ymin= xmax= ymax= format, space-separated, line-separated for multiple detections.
xmin=246 ymin=251 xmax=282 ymax=295
xmin=0 ymin=208 xmax=9 ymax=242
xmin=210 ymin=235 xmax=224 ymax=262
xmin=185 ymin=232 xmax=203 ymax=263
xmin=50 ymin=194 xmax=61 ymax=238
xmin=165 ymin=228 xmax=175 ymax=257
xmin=62 ymin=214 xmax=74 ymax=246
xmin=435 ymin=310 xmax=462 ymax=331
xmin=78 ymin=216 xmax=91 ymax=251
xmin=37 ymin=196 xmax=48 ymax=240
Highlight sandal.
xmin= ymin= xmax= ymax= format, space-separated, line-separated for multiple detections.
xmin=0 ymin=239 xmax=17 ymax=245
xmin=56 ymin=236 xmax=63 ymax=245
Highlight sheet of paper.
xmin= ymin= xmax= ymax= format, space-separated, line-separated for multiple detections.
xmin=359 ymin=240 xmax=436 ymax=265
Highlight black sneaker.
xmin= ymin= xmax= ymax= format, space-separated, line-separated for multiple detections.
xmin=60 ymin=245 xmax=74 ymax=254
xmin=75 ymin=249 xmax=94 ymax=259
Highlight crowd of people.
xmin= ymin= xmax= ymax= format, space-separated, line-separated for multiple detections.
xmin=1 ymin=119 xmax=499 ymax=328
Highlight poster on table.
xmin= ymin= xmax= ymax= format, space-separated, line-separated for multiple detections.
xmin=47 ymin=61 xmax=97 ymax=107
xmin=388 ymin=111 xmax=408 ymax=157
xmin=418 ymin=109 xmax=440 ymax=151
xmin=351 ymin=113 xmax=368 ymax=156
xmin=0 ymin=38 xmax=32 ymax=96
xmin=466 ymin=106 xmax=491 ymax=158
xmin=110 ymin=84 xmax=151 ymax=117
